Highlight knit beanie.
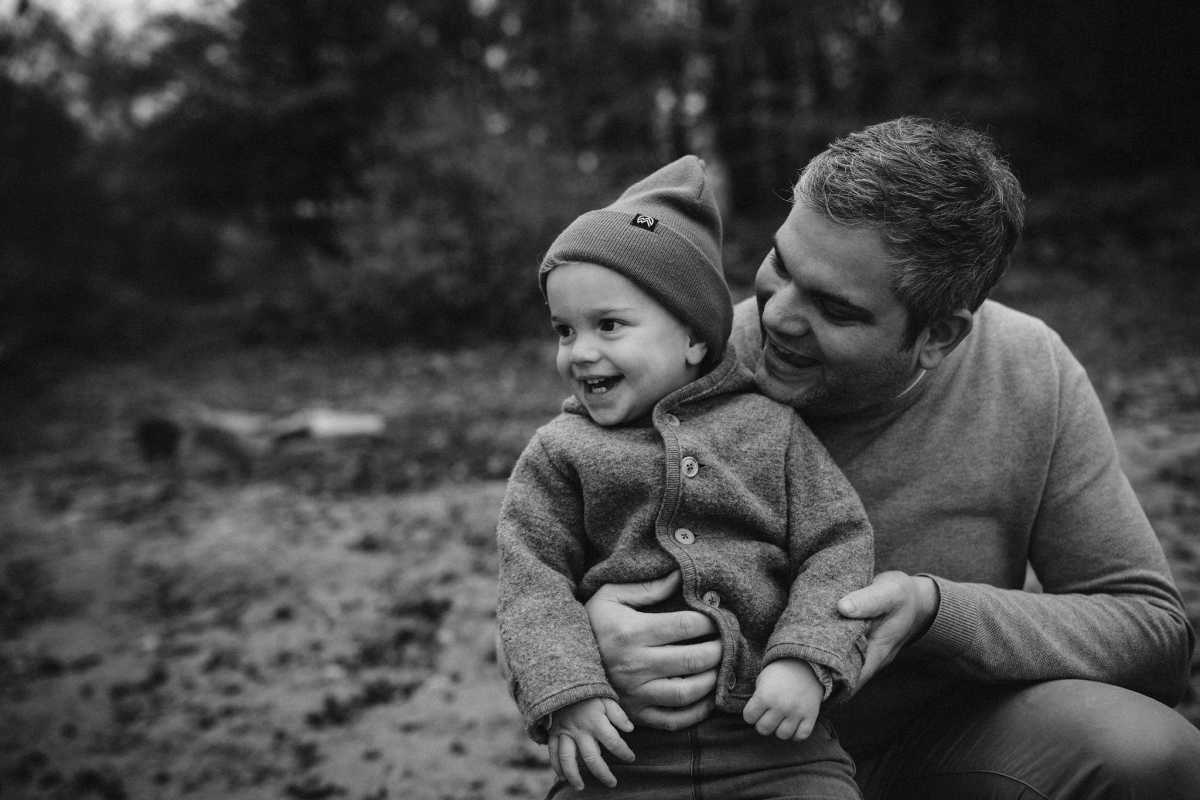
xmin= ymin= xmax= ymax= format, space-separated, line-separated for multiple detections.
xmin=538 ymin=155 xmax=732 ymax=365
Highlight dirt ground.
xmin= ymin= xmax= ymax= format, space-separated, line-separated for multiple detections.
xmin=2 ymin=308 xmax=1200 ymax=799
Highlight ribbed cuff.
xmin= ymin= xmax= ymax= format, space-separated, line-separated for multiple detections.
xmin=909 ymin=575 xmax=978 ymax=658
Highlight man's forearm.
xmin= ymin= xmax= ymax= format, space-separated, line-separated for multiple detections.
xmin=910 ymin=578 xmax=1192 ymax=704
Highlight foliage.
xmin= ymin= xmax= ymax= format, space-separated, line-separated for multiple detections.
xmin=2 ymin=0 xmax=1197 ymax=360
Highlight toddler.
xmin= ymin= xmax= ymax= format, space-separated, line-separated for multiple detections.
xmin=497 ymin=155 xmax=872 ymax=798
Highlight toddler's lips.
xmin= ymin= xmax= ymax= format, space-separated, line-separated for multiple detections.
xmin=578 ymin=375 xmax=622 ymax=394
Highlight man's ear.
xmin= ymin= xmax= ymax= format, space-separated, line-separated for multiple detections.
xmin=914 ymin=309 xmax=973 ymax=371
xmin=685 ymin=336 xmax=709 ymax=367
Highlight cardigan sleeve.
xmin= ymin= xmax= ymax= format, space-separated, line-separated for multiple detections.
xmin=909 ymin=338 xmax=1194 ymax=703
xmin=763 ymin=416 xmax=873 ymax=702
xmin=495 ymin=430 xmax=618 ymax=742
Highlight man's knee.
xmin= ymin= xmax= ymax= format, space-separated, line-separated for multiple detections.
xmin=1025 ymin=681 xmax=1200 ymax=798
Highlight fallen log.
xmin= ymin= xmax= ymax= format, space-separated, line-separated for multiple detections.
xmin=135 ymin=404 xmax=387 ymax=476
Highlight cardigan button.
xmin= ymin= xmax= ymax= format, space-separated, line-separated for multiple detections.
xmin=673 ymin=528 xmax=695 ymax=545
xmin=702 ymin=590 xmax=721 ymax=608
xmin=663 ymin=413 xmax=680 ymax=427
xmin=681 ymin=456 xmax=699 ymax=478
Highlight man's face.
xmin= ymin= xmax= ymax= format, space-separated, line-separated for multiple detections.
xmin=754 ymin=203 xmax=923 ymax=416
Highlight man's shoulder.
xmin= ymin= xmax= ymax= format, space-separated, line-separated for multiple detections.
xmin=971 ymin=299 xmax=1066 ymax=362
xmin=954 ymin=300 xmax=1084 ymax=406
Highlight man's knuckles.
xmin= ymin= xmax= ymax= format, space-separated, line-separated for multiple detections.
xmin=678 ymin=647 xmax=714 ymax=675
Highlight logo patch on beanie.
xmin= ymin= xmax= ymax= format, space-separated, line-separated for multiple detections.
xmin=630 ymin=213 xmax=658 ymax=231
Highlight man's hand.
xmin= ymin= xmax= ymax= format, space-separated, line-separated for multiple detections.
xmin=837 ymin=571 xmax=940 ymax=684
xmin=585 ymin=572 xmax=722 ymax=730
xmin=742 ymin=659 xmax=823 ymax=740
xmin=547 ymin=698 xmax=634 ymax=790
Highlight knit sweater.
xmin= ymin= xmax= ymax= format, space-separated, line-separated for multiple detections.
xmin=729 ymin=297 xmax=1195 ymax=753
xmin=496 ymin=349 xmax=873 ymax=742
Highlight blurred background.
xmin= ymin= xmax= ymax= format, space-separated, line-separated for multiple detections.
xmin=3 ymin=2 xmax=1200 ymax=798
xmin=4 ymin=0 xmax=1198 ymax=362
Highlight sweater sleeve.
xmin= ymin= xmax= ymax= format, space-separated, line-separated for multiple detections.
xmin=764 ymin=416 xmax=873 ymax=702
xmin=910 ymin=337 xmax=1194 ymax=705
xmin=495 ymin=431 xmax=618 ymax=742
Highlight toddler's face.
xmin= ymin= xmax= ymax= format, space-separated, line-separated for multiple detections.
xmin=545 ymin=262 xmax=707 ymax=426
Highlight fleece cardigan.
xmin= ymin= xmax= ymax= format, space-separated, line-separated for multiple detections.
xmin=496 ymin=349 xmax=873 ymax=742
xmin=729 ymin=297 xmax=1195 ymax=753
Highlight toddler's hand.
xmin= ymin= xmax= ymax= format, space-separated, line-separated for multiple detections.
xmin=548 ymin=697 xmax=635 ymax=789
xmin=742 ymin=658 xmax=823 ymax=740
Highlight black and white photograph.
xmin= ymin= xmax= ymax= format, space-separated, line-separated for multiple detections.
xmin=2 ymin=1 xmax=1199 ymax=798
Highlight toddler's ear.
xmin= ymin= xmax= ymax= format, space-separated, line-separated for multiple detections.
xmin=685 ymin=335 xmax=708 ymax=366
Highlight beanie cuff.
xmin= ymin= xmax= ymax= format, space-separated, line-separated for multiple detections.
xmin=540 ymin=210 xmax=731 ymax=361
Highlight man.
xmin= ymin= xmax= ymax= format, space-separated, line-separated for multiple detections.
xmin=583 ymin=117 xmax=1200 ymax=798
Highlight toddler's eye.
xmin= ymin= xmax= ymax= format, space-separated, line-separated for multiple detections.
xmin=598 ymin=319 xmax=622 ymax=333
xmin=553 ymin=323 xmax=573 ymax=339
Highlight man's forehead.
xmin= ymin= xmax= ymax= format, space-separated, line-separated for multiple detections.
xmin=773 ymin=214 xmax=893 ymax=299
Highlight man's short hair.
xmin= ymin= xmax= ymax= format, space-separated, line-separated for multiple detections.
xmin=794 ymin=116 xmax=1025 ymax=346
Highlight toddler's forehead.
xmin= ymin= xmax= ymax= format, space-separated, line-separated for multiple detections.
xmin=546 ymin=261 xmax=652 ymax=301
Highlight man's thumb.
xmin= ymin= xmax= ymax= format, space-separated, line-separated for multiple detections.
xmin=838 ymin=571 xmax=903 ymax=619
xmin=838 ymin=585 xmax=884 ymax=618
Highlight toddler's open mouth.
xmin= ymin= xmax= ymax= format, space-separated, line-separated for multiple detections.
xmin=581 ymin=375 xmax=622 ymax=394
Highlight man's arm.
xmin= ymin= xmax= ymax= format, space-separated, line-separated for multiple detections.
xmin=584 ymin=572 xmax=723 ymax=729
xmin=845 ymin=340 xmax=1193 ymax=702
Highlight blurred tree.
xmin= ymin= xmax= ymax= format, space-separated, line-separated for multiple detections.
xmin=0 ymin=9 xmax=118 ymax=360
xmin=2 ymin=0 xmax=1194 ymax=358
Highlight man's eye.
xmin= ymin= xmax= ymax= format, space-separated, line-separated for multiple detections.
xmin=769 ymin=250 xmax=789 ymax=279
xmin=818 ymin=300 xmax=858 ymax=323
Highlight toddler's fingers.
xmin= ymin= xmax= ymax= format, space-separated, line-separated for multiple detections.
xmin=774 ymin=716 xmax=800 ymax=741
xmin=595 ymin=721 xmax=635 ymax=764
xmin=742 ymin=696 xmax=765 ymax=726
xmin=578 ymin=736 xmax=618 ymax=788
xmin=548 ymin=736 xmax=562 ymax=782
xmin=792 ymin=716 xmax=816 ymax=741
xmin=602 ymin=698 xmax=634 ymax=733
xmin=753 ymin=708 xmax=783 ymax=737
xmin=557 ymin=735 xmax=585 ymax=791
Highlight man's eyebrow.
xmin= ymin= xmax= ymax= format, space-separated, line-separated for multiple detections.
xmin=770 ymin=238 xmax=874 ymax=322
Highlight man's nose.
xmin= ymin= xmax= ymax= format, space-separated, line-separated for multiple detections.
xmin=762 ymin=283 xmax=810 ymax=337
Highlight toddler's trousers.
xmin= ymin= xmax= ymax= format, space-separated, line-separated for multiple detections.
xmin=546 ymin=712 xmax=860 ymax=799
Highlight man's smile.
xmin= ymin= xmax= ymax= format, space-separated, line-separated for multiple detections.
xmin=764 ymin=338 xmax=821 ymax=370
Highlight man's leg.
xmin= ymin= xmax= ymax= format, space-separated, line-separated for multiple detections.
xmin=856 ymin=679 xmax=1200 ymax=800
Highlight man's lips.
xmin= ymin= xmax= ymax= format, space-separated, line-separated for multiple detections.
xmin=764 ymin=339 xmax=820 ymax=370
